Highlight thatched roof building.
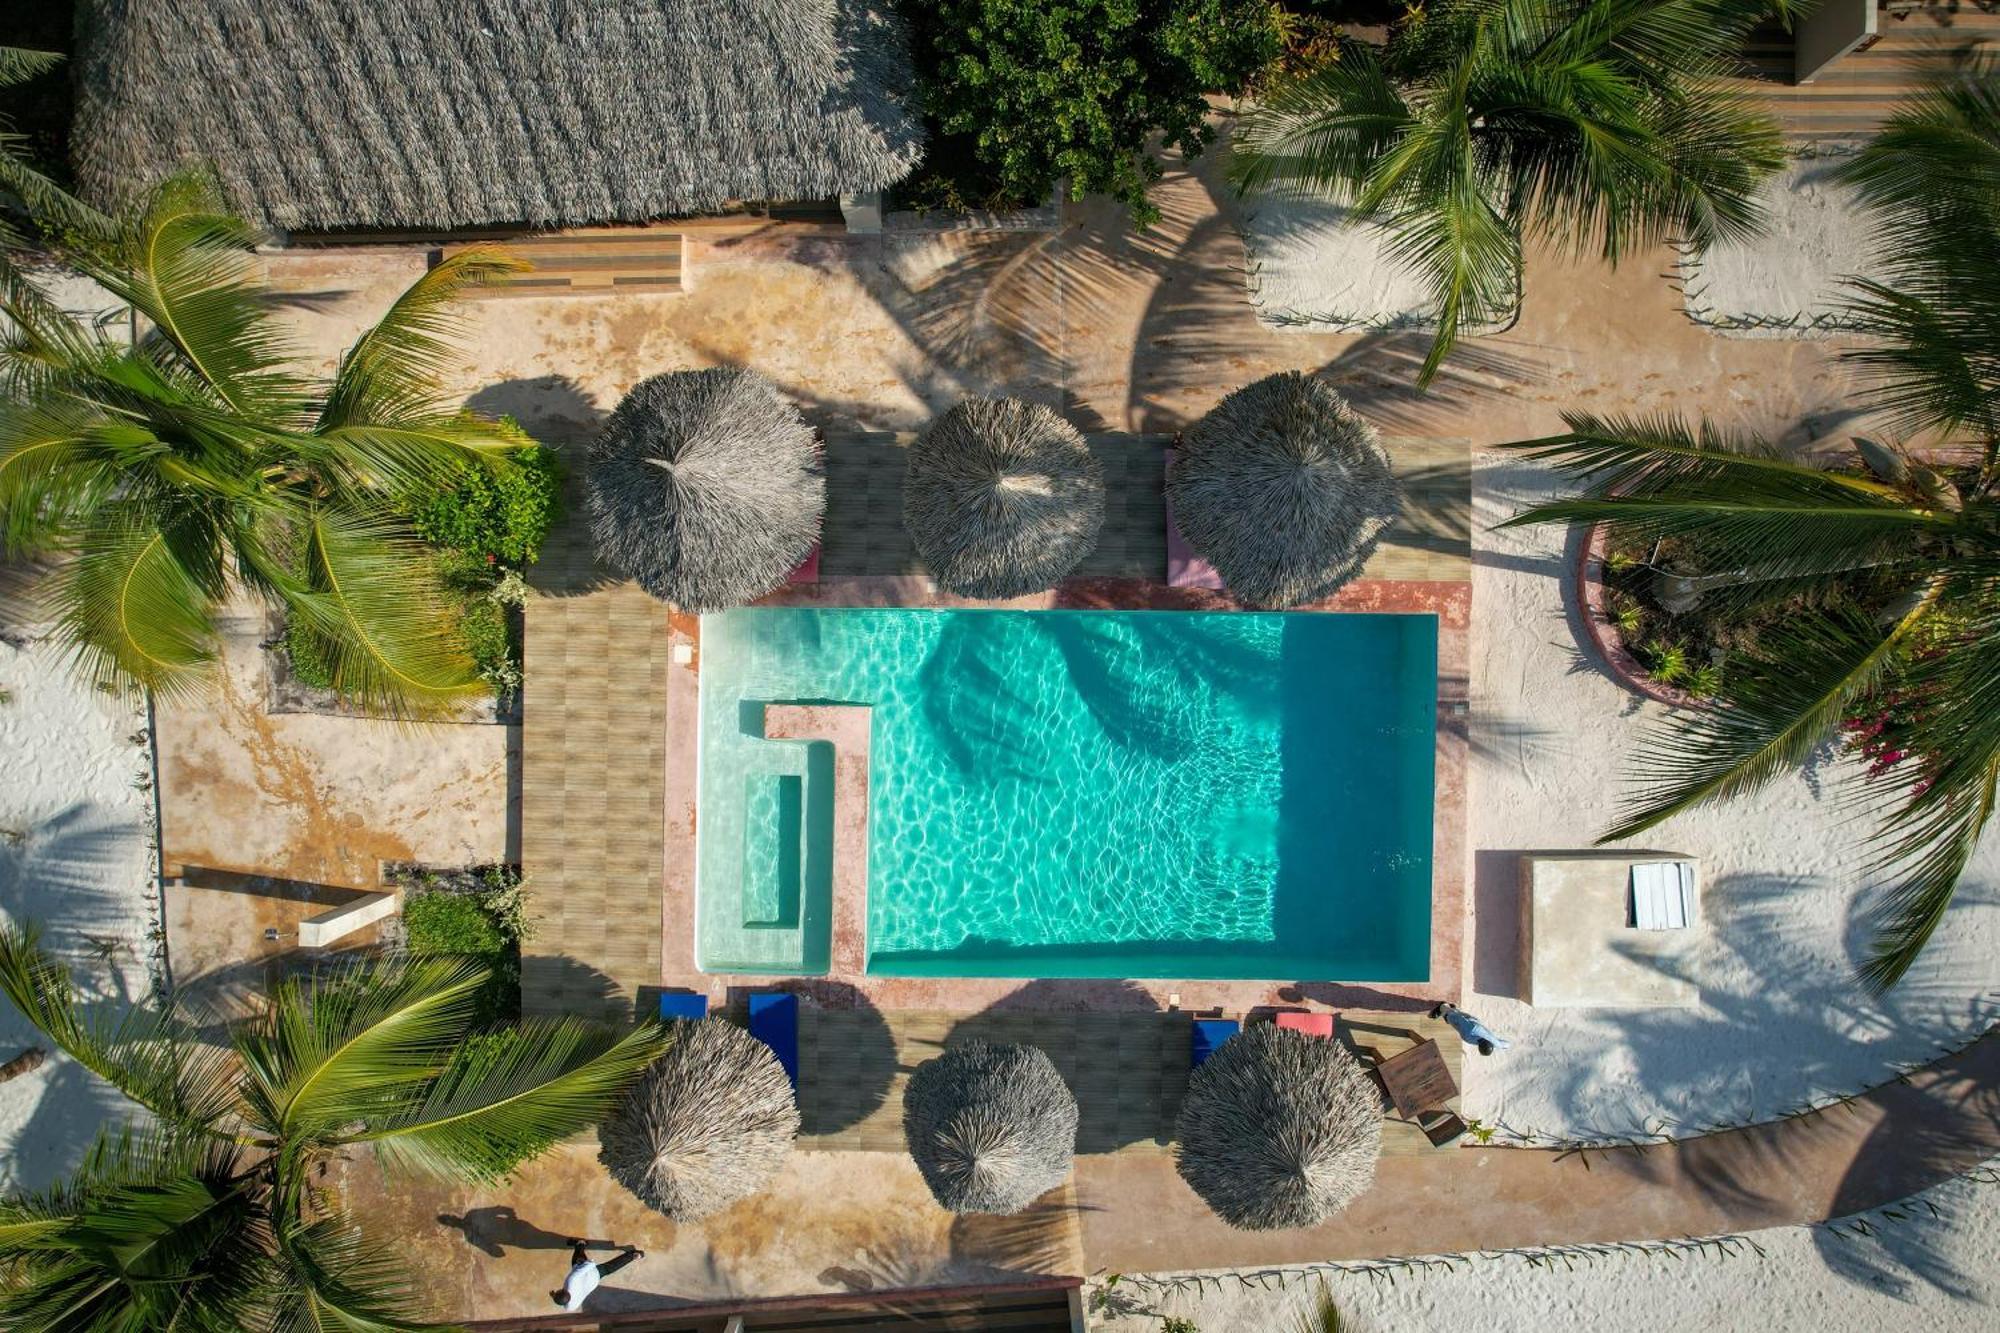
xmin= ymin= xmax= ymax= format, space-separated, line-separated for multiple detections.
xmin=73 ymin=0 xmax=924 ymax=232
xmin=1167 ymin=372 xmax=1401 ymax=609
xmin=903 ymin=397 xmax=1105 ymax=599
xmin=598 ymin=1018 xmax=799 ymax=1221
xmin=1173 ymin=1023 xmax=1381 ymax=1231
xmin=903 ymin=1041 xmax=1079 ymax=1215
xmin=586 ymin=367 xmax=824 ymax=612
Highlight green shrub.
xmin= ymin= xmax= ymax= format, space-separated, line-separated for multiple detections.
xmin=404 ymin=891 xmax=506 ymax=957
xmin=905 ymin=0 xmax=1284 ymax=224
xmin=282 ymin=618 xmax=336 ymax=689
xmin=406 ymin=434 xmax=560 ymax=571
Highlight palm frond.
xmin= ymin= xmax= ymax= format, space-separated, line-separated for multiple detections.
xmin=351 ymin=1019 xmax=671 ymax=1182
xmin=1601 ymin=598 xmax=1936 ymax=842
xmin=0 ymin=1129 xmax=270 ymax=1333
xmin=317 ymin=247 xmax=526 ymax=430
xmin=286 ymin=508 xmax=483 ymax=718
xmin=1499 ymin=415 xmax=1953 ymax=590
xmin=232 ymin=955 xmax=489 ymax=1146
xmin=47 ymin=502 xmax=223 ymax=699
xmin=0 ymin=46 xmax=64 ymax=87
xmin=81 ymin=172 xmax=307 ymax=421
xmin=1851 ymin=579 xmax=2000 ymax=988
xmin=266 ymin=1210 xmax=444 ymax=1333
xmin=0 ymin=921 xmax=240 ymax=1130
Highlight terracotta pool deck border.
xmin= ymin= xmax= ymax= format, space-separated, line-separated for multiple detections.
xmin=658 ymin=574 xmax=1468 ymax=1016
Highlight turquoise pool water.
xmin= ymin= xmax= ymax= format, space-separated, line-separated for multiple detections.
xmin=695 ymin=608 xmax=1436 ymax=980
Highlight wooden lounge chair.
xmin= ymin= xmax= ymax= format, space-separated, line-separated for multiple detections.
xmin=748 ymin=991 xmax=800 ymax=1089
xmin=657 ymin=992 xmax=708 ymax=1023
xmin=1190 ymin=1018 xmax=1239 ymax=1067
xmin=1273 ymin=1010 xmax=1335 ymax=1038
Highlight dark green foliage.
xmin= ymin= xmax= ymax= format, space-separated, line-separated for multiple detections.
xmin=458 ymin=598 xmax=513 ymax=679
xmin=406 ymin=437 xmax=560 ymax=571
xmin=402 ymin=875 xmax=527 ymax=1026
xmin=0 ymin=922 xmax=670 ymax=1330
xmin=904 ymin=0 xmax=1283 ymax=223
xmin=282 ymin=617 xmax=336 ymax=690
xmin=403 ymin=891 xmax=505 ymax=958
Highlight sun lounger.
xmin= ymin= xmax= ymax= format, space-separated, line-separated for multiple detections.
xmin=1190 ymin=1018 xmax=1239 ymax=1067
xmin=1629 ymin=860 xmax=1696 ymax=930
xmin=1273 ymin=1010 xmax=1335 ymax=1038
xmin=657 ymin=992 xmax=708 ymax=1023
xmin=747 ymin=991 xmax=800 ymax=1088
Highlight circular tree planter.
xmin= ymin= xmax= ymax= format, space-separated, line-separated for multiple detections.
xmin=1573 ymin=523 xmax=1705 ymax=710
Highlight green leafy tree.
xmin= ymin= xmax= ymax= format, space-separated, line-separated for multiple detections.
xmin=0 ymin=48 xmax=111 ymax=321
xmin=906 ymin=0 xmax=1284 ymax=225
xmin=1501 ymin=59 xmax=2000 ymax=991
xmin=0 ymin=922 xmax=669 ymax=1330
xmin=0 ymin=173 xmax=531 ymax=717
xmin=1229 ymin=0 xmax=1788 ymax=382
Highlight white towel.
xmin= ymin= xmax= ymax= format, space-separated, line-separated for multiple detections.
xmin=1631 ymin=861 xmax=1694 ymax=930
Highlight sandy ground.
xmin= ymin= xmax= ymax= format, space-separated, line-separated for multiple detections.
xmin=1462 ymin=454 xmax=2000 ymax=1143
xmin=1237 ymin=190 xmax=1514 ymax=334
xmin=1094 ymin=1155 xmax=2000 ymax=1332
xmin=1679 ymin=149 xmax=1889 ymax=337
xmin=0 ymin=634 xmax=159 ymax=1192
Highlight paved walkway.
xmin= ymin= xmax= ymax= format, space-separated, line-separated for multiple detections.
xmin=1078 ymin=1026 xmax=2000 ymax=1271
xmin=347 ymin=1027 xmax=1999 ymax=1321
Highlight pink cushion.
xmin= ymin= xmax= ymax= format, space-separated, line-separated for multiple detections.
xmin=1274 ymin=1011 xmax=1335 ymax=1038
xmin=1163 ymin=447 xmax=1224 ymax=590
xmin=787 ymin=542 xmax=821 ymax=585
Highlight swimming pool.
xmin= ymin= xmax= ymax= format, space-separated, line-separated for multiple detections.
xmin=695 ymin=608 xmax=1436 ymax=981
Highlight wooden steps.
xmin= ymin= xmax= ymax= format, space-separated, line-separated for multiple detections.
xmin=436 ymin=228 xmax=685 ymax=297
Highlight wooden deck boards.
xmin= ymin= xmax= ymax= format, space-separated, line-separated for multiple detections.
xmin=438 ymin=229 xmax=684 ymax=296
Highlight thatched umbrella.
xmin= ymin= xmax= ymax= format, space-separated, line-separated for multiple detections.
xmin=1167 ymin=371 xmax=1400 ymax=608
xmin=903 ymin=397 xmax=1105 ymax=598
xmin=598 ymin=1018 xmax=800 ymax=1221
xmin=903 ymin=1041 xmax=1079 ymax=1215
xmin=586 ymin=368 xmax=824 ymax=612
xmin=1173 ymin=1023 xmax=1381 ymax=1231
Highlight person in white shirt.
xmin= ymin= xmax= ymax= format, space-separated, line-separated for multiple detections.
xmin=551 ymin=1239 xmax=645 ymax=1311
xmin=1431 ymin=1001 xmax=1511 ymax=1056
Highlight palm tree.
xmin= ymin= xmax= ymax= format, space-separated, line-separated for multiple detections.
xmin=0 ymin=172 xmax=530 ymax=716
xmin=1229 ymin=0 xmax=1788 ymax=383
xmin=1501 ymin=60 xmax=2000 ymax=991
xmin=0 ymin=921 xmax=669 ymax=1330
xmin=0 ymin=48 xmax=111 ymax=323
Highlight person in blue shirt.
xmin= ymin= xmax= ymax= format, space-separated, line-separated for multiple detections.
xmin=1432 ymin=1001 xmax=1511 ymax=1056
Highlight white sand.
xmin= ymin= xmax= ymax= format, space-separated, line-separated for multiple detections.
xmin=1238 ymin=190 xmax=1517 ymax=334
xmin=0 ymin=634 xmax=160 ymax=1191
xmin=1095 ymin=1157 xmax=2000 ymax=1332
xmin=1463 ymin=456 xmax=2000 ymax=1143
xmin=1680 ymin=151 xmax=1890 ymax=338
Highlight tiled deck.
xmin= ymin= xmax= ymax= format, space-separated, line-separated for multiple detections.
xmin=526 ymin=428 xmax=1471 ymax=1019
xmin=798 ymin=1008 xmax=1464 ymax=1159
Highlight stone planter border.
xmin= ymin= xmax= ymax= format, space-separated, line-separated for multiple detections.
xmin=1573 ymin=523 xmax=1704 ymax=710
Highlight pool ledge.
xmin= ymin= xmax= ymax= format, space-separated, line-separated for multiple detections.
xmin=762 ymin=704 xmax=873 ymax=975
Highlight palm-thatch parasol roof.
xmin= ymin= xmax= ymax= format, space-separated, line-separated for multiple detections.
xmin=598 ymin=1018 xmax=800 ymax=1221
xmin=902 ymin=1041 xmax=1079 ymax=1214
xmin=586 ymin=368 xmax=824 ymax=612
xmin=1167 ymin=372 xmax=1401 ymax=609
xmin=903 ymin=397 xmax=1105 ymax=599
xmin=1173 ymin=1023 xmax=1381 ymax=1231
xmin=74 ymin=0 xmax=923 ymax=232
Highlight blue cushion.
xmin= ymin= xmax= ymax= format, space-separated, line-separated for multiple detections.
xmin=1190 ymin=1018 xmax=1239 ymax=1068
xmin=657 ymin=992 xmax=709 ymax=1023
xmin=748 ymin=991 xmax=800 ymax=1088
